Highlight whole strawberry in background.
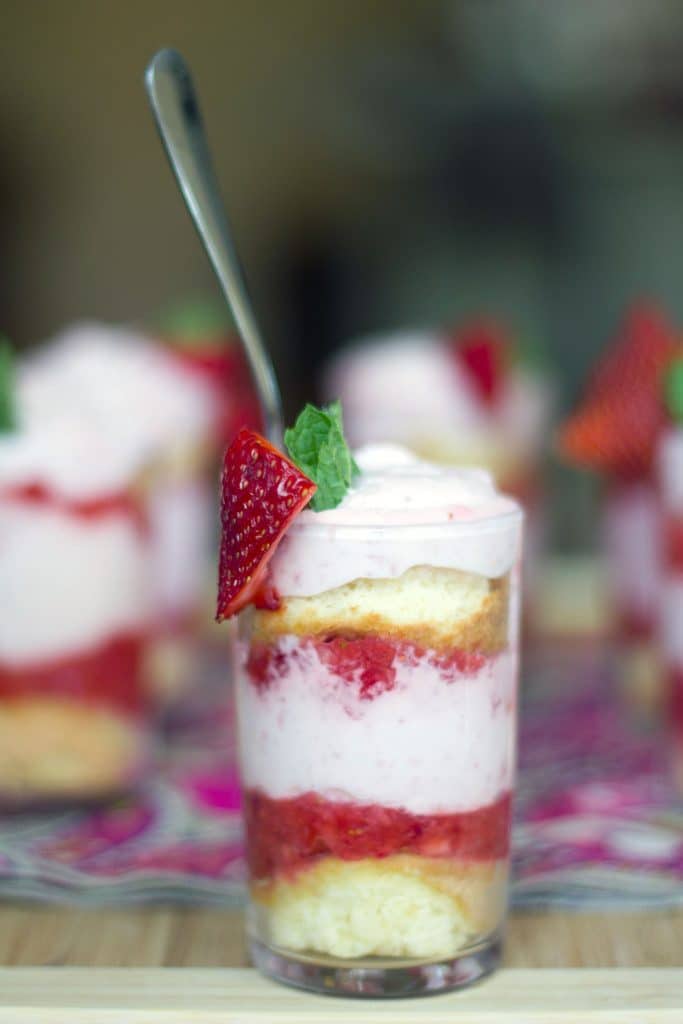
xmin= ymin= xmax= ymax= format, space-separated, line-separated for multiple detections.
xmin=559 ymin=303 xmax=677 ymax=481
xmin=557 ymin=301 xmax=680 ymax=712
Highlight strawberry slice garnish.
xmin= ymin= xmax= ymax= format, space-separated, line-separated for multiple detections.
xmin=450 ymin=321 xmax=508 ymax=406
xmin=558 ymin=302 xmax=679 ymax=478
xmin=216 ymin=429 xmax=316 ymax=620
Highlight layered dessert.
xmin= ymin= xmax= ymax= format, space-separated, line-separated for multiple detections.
xmin=559 ymin=303 xmax=679 ymax=709
xmin=20 ymin=322 xmax=221 ymax=704
xmin=659 ymin=358 xmax=683 ymax=789
xmin=216 ymin=405 xmax=522 ymax=994
xmin=0 ymin=347 xmax=152 ymax=801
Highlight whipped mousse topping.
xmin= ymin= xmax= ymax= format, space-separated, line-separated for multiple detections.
xmin=20 ymin=322 xmax=219 ymax=466
xmin=324 ymin=330 xmax=551 ymax=458
xmin=305 ymin=443 xmax=514 ymax=525
xmin=270 ymin=444 xmax=523 ymax=597
xmin=0 ymin=413 xmax=150 ymax=502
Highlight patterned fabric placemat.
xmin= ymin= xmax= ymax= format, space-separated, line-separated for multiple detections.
xmin=0 ymin=642 xmax=681 ymax=908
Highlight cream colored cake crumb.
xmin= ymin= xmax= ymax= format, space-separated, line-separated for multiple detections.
xmin=252 ymin=565 xmax=508 ymax=654
xmin=0 ymin=698 xmax=144 ymax=800
xmin=254 ymin=856 xmax=507 ymax=961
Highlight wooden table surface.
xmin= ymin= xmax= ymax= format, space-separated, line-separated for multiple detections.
xmin=0 ymin=906 xmax=681 ymax=968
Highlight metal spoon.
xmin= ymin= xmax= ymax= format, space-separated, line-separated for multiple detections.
xmin=145 ymin=48 xmax=284 ymax=447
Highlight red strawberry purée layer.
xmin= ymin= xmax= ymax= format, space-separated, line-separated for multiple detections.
xmin=216 ymin=430 xmax=316 ymax=620
xmin=247 ymin=635 xmax=489 ymax=700
xmin=244 ymin=790 xmax=512 ymax=880
xmin=0 ymin=634 xmax=148 ymax=716
xmin=0 ymin=482 xmax=147 ymax=530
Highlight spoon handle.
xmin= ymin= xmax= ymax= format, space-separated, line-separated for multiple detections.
xmin=145 ymin=48 xmax=284 ymax=448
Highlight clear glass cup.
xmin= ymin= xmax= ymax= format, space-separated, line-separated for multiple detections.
xmin=602 ymin=479 xmax=662 ymax=712
xmin=234 ymin=504 xmax=523 ymax=996
xmin=659 ymin=427 xmax=683 ymax=789
xmin=0 ymin=480 xmax=153 ymax=806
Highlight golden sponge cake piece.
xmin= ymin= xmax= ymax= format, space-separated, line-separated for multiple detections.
xmin=252 ymin=566 xmax=509 ymax=654
xmin=253 ymin=855 xmax=507 ymax=960
xmin=0 ymin=698 xmax=143 ymax=801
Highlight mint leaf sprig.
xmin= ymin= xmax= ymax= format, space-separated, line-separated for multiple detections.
xmin=0 ymin=338 xmax=16 ymax=434
xmin=284 ymin=401 xmax=359 ymax=512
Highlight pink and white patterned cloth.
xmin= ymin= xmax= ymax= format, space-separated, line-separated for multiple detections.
xmin=0 ymin=642 xmax=681 ymax=908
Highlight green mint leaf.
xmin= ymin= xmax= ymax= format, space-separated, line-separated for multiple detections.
xmin=0 ymin=338 xmax=16 ymax=433
xmin=284 ymin=401 xmax=358 ymax=511
xmin=665 ymin=356 xmax=683 ymax=424
xmin=324 ymin=399 xmax=360 ymax=479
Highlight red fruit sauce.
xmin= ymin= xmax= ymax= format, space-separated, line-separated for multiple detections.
xmin=0 ymin=633 xmax=148 ymax=716
xmin=0 ymin=482 xmax=147 ymax=530
xmin=246 ymin=635 xmax=489 ymax=700
xmin=243 ymin=789 xmax=512 ymax=879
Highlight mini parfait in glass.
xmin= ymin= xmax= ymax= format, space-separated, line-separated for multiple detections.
xmin=220 ymin=427 xmax=522 ymax=997
xmin=659 ymin=357 xmax=683 ymax=789
xmin=21 ymin=322 xmax=220 ymax=707
xmin=0 ymin=408 xmax=152 ymax=805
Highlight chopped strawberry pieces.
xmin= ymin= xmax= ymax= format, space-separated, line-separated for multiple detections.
xmin=450 ymin=321 xmax=508 ymax=407
xmin=216 ymin=430 xmax=316 ymax=621
xmin=243 ymin=789 xmax=512 ymax=879
xmin=0 ymin=633 xmax=147 ymax=715
xmin=245 ymin=635 xmax=489 ymax=697
xmin=558 ymin=303 xmax=679 ymax=479
xmin=317 ymin=635 xmax=397 ymax=700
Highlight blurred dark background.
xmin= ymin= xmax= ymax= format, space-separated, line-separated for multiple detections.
xmin=4 ymin=0 xmax=683 ymax=425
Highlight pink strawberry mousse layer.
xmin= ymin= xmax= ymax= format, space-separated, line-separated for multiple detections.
xmin=603 ymin=481 xmax=660 ymax=640
xmin=235 ymin=445 xmax=522 ymax=816
xmin=237 ymin=642 xmax=516 ymax=815
xmin=0 ymin=418 xmax=152 ymax=666
xmin=659 ymin=429 xmax=683 ymax=740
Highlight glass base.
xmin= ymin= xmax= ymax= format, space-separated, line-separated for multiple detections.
xmin=249 ymin=934 xmax=502 ymax=998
